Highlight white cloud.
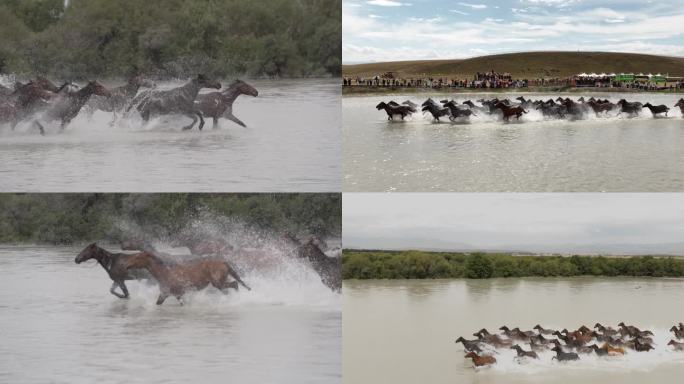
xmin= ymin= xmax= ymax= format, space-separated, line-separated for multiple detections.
xmin=458 ymin=2 xmax=487 ymax=9
xmin=366 ymin=0 xmax=410 ymax=6
xmin=369 ymin=14 xmax=384 ymax=18
xmin=450 ymin=10 xmax=469 ymax=15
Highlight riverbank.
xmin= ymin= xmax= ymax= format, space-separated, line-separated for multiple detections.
xmin=342 ymin=250 xmax=684 ymax=279
xmin=342 ymin=86 xmax=684 ymax=96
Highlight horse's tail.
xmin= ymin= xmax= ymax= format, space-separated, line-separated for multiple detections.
xmin=225 ymin=261 xmax=251 ymax=291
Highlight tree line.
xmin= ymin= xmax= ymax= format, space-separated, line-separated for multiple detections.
xmin=0 ymin=194 xmax=341 ymax=244
xmin=0 ymin=0 xmax=341 ymax=79
xmin=342 ymin=250 xmax=684 ymax=279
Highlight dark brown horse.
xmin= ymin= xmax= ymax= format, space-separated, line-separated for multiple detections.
xmin=511 ymin=345 xmax=538 ymax=359
xmin=674 ymin=98 xmax=684 ymax=115
xmin=123 ymin=251 xmax=250 ymax=305
xmin=195 ymin=79 xmax=258 ymax=128
xmin=129 ymin=74 xmax=221 ymax=131
xmin=33 ymin=81 xmax=111 ymax=134
xmin=643 ymin=102 xmax=670 ymax=117
xmin=376 ymin=101 xmax=415 ymax=120
xmin=495 ymin=102 xmax=527 ymax=121
xmin=74 ymin=243 xmax=153 ymax=298
xmin=291 ymin=235 xmax=341 ymax=293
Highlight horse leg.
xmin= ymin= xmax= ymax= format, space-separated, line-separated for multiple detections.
xmin=60 ymin=118 xmax=71 ymax=130
xmin=119 ymin=281 xmax=130 ymax=298
xmin=109 ymin=111 xmax=117 ymax=127
xmin=181 ymin=113 xmax=197 ymax=131
xmin=156 ymin=292 xmax=169 ymax=305
xmin=225 ymin=113 xmax=246 ymax=128
xmin=212 ymin=116 xmax=219 ymax=129
xmin=197 ymin=112 xmax=205 ymax=130
xmin=34 ymin=120 xmax=45 ymax=136
xmin=176 ymin=296 xmax=184 ymax=306
xmin=109 ymin=282 xmax=126 ymax=299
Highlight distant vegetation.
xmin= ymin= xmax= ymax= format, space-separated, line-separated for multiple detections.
xmin=342 ymin=250 xmax=684 ymax=279
xmin=0 ymin=194 xmax=341 ymax=244
xmin=0 ymin=0 xmax=341 ymax=79
xmin=342 ymin=52 xmax=684 ymax=79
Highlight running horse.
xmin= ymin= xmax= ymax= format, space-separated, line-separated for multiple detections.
xmin=495 ymin=102 xmax=527 ymax=122
xmin=86 ymin=75 xmax=154 ymax=124
xmin=195 ymin=79 xmax=258 ymax=128
xmin=675 ymin=98 xmax=684 ymax=116
xmin=283 ymin=233 xmax=341 ymax=293
xmin=123 ymin=251 xmax=251 ymax=305
xmin=74 ymin=243 xmax=153 ymax=299
xmin=129 ymin=74 xmax=221 ymax=130
xmin=33 ymin=81 xmax=111 ymax=134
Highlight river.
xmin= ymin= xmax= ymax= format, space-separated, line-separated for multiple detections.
xmin=343 ymin=278 xmax=684 ymax=384
xmin=0 ymin=79 xmax=340 ymax=192
xmin=343 ymin=92 xmax=684 ymax=192
xmin=0 ymin=246 xmax=341 ymax=384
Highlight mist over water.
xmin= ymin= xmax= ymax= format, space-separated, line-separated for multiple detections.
xmin=0 ymin=79 xmax=340 ymax=192
xmin=0 ymin=246 xmax=340 ymax=384
xmin=343 ymin=278 xmax=684 ymax=384
xmin=343 ymin=92 xmax=684 ymax=192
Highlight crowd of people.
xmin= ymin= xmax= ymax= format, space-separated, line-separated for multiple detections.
xmin=342 ymin=69 xmax=684 ymax=91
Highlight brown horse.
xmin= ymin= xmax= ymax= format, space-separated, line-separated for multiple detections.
xmin=195 ymin=79 xmax=258 ymax=128
xmin=464 ymin=351 xmax=496 ymax=367
xmin=511 ymin=345 xmax=538 ymax=359
xmin=123 ymin=251 xmax=250 ymax=305
xmin=34 ymin=81 xmax=111 ymax=134
xmin=75 ymin=243 xmax=153 ymax=298
xmin=495 ymin=102 xmax=526 ymax=121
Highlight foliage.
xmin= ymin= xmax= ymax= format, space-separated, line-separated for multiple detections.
xmin=342 ymin=250 xmax=684 ymax=279
xmin=0 ymin=194 xmax=341 ymax=244
xmin=0 ymin=0 xmax=341 ymax=78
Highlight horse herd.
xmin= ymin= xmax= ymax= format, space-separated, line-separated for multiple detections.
xmin=74 ymin=233 xmax=341 ymax=305
xmin=456 ymin=323 xmax=684 ymax=368
xmin=376 ymin=96 xmax=684 ymax=123
xmin=0 ymin=74 xmax=258 ymax=135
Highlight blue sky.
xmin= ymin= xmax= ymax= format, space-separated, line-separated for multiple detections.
xmin=343 ymin=0 xmax=684 ymax=63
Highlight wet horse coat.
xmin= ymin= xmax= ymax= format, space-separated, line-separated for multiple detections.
xmin=195 ymin=79 xmax=258 ymax=128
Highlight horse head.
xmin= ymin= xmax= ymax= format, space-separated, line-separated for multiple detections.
xmin=75 ymin=242 xmax=100 ymax=263
xmin=227 ymin=79 xmax=258 ymax=97
xmin=375 ymin=102 xmax=387 ymax=110
xmin=197 ymin=74 xmax=221 ymax=90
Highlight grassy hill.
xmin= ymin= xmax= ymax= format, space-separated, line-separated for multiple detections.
xmin=342 ymin=51 xmax=684 ymax=79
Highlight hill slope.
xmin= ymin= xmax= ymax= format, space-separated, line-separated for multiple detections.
xmin=342 ymin=51 xmax=684 ymax=79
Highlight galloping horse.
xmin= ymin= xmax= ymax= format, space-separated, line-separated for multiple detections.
xmin=195 ymin=79 xmax=258 ymax=128
xmin=33 ymin=81 xmax=111 ymax=134
xmin=421 ymin=103 xmax=450 ymax=122
xmin=376 ymin=101 xmax=416 ymax=120
xmin=495 ymin=102 xmax=527 ymax=122
xmin=87 ymin=75 xmax=154 ymax=124
xmin=674 ymin=98 xmax=684 ymax=116
xmin=129 ymin=74 xmax=221 ymax=130
xmin=123 ymin=251 xmax=251 ymax=305
xmin=643 ymin=102 xmax=670 ymax=117
xmin=616 ymin=99 xmax=643 ymax=116
xmin=74 ymin=243 xmax=153 ymax=299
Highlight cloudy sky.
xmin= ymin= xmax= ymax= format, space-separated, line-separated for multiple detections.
xmin=343 ymin=0 xmax=684 ymax=63
xmin=344 ymin=194 xmax=684 ymax=254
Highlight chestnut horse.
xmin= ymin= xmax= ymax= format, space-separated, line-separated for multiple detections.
xmin=123 ymin=251 xmax=250 ymax=305
xmin=195 ymin=79 xmax=258 ymax=128
xmin=495 ymin=102 xmax=526 ymax=122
